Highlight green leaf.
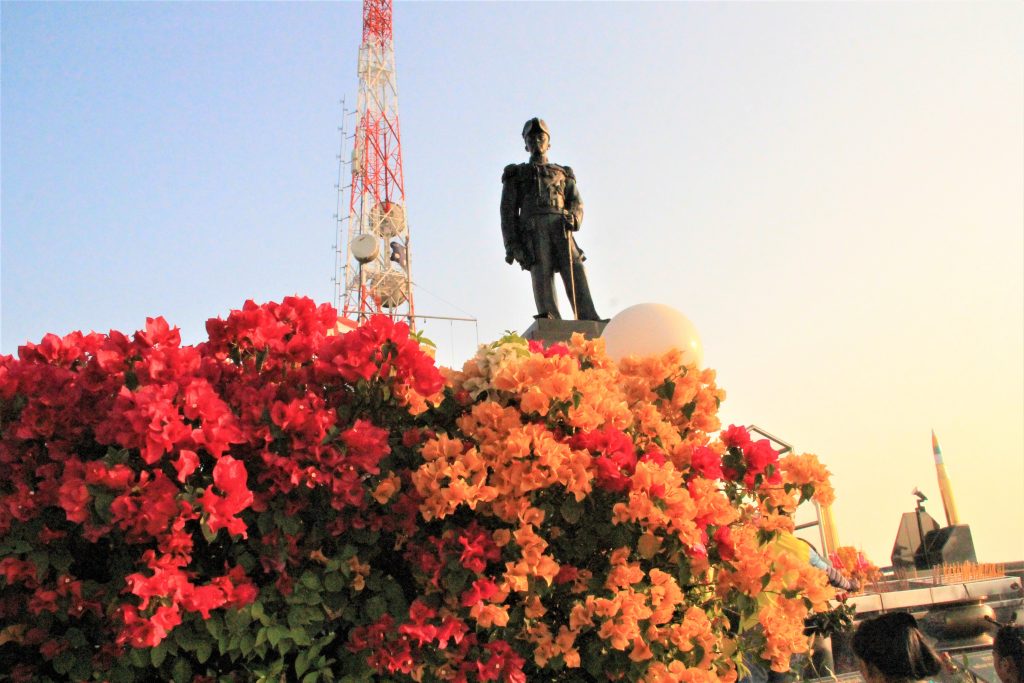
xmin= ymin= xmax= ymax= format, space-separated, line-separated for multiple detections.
xmin=255 ymin=347 xmax=268 ymax=372
xmin=70 ymin=658 xmax=93 ymax=681
xmin=560 ymin=497 xmax=583 ymax=524
xmin=442 ymin=568 xmax=469 ymax=596
xmin=288 ymin=606 xmax=307 ymax=630
xmin=129 ymin=647 xmax=150 ymax=668
xmin=237 ymin=550 xmax=258 ymax=572
xmin=172 ymin=658 xmax=192 ymax=683
xmin=300 ymin=571 xmax=322 ymax=591
xmin=267 ymin=624 xmax=289 ymax=648
xmin=64 ymin=627 xmax=88 ymax=648
xmin=239 ymin=631 xmax=256 ymax=656
xmin=28 ymin=549 xmax=49 ymax=575
xmin=676 ymin=561 xmax=692 ymax=587
xmin=257 ymin=512 xmax=276 ymax=535
xmin=324 ymin=572 xmax=344 ymax=592
xmin=52 ymin=650 xmax=76 ymax=675
xmin=225 ymin=606 xmax=252 ymax=631
xmin=174 ymin=625 xmax=204 ymax=651
xmin=0 ymin=538 xmax=32 ymax=554
xmin=110 ymin=664 xmax=136 ymax=683
xmin=275 ymin=511 xmax=301 ymax=535
xmin=151 ymin=641 xmax=168 ymax=667
xmin=250 ymin=599 xmax=266 ymax=621
xmin=682 ymin=399 xmax=697 ymax=420
xmin=196 ymin=641 xmax=212 ymax=664
xmin=296 ymin=649 xmax=312 ymax=677
xmin=92 ymin=490 xmax=116 ymax=522
xmin=655 ymin=379 xmax=676 ymax=402
xmin=302 ymin=673 xmax=321 ymax=683
xmin=365 ymin=596 xmax=387 ymax=620
xmin=200 ymin=518 xmax=218 ymax=542
xmin=301 ymin=605 xmax=326 ymax=626
xmin=584 ymin=641 xmax=606 ymax=678
xmin=381 ymin=578 xmax=407 ymax=613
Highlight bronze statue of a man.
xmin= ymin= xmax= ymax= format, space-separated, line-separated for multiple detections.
xmin=500 ymin=118 xmax=604 ymax=321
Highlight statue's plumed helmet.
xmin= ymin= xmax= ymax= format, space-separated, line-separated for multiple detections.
xmin=522 ymin=118 xmax=550 ymax=139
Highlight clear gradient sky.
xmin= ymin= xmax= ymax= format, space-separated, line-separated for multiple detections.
xmin=2 ymin=1 xmax=1022 ymax=565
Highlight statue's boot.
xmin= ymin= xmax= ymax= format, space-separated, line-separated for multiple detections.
xmin=531 ymin=267 xmax=562 ymax=320
xmin=560 ymin=262 xmax=605 ymax=322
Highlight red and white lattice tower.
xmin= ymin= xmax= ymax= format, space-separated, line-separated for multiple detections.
xmin=339 ymin=0 xmax=414 ymax=327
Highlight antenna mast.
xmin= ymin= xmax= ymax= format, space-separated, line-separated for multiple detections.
xmin=339 ymin=0 xmax=414 ymax=327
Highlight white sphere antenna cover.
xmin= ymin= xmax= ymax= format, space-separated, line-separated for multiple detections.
xmin=601 ymin=303 xmax=704 ymax=368
xmin=350 ymin=234 xmax=380 ymax=263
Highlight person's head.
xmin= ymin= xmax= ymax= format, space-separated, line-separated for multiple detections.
xmin=852 ymin=612 xmax=942 ymax=683
xmin=993 ymin=624 xmax=1024 ymax=683
xmin=522 ymin=117 xmax=550 ymax=156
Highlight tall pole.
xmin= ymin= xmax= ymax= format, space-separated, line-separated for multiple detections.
xmin=339 ymin=0 xmax=415 ymax=328
xmin=818 ymin=502 xmax=840 ymax=556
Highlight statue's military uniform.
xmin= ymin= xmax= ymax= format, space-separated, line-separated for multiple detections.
xmin=500 ymin=119 xmax=602 ymax=321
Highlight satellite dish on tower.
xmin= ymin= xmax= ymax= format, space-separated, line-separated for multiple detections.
xmin=369 ymin=269 xmax=408 ymax=308
xmin=369 ymin=201 xmax=407 ymax=238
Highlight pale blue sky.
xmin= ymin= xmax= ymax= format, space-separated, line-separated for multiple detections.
xmin=3 ymin=1 xmax=1022 ymax=565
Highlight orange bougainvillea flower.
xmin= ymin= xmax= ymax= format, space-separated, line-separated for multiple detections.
xmin=779 ymin=452 xmax=835 ymax=507
xmin=830 ymin=545 xmax=882 ymax=588
xmin=759 ymin=595 xmax=811 ymax=672
xmin=372 ymin=473 xmax=401 ymax=504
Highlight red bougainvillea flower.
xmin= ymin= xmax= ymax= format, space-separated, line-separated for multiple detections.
xmin=721 ymin=424 xmax=751 ymax=449
xmin=197 ymin=455 xmax=253 ymax=538
xmin=571 ymin=426 xmax=638 ymax=492
xmin=689 ymin=445 xmax=724 ymax=480
xmin=458 ymin=523 xmax=501 ymax=573
xmin=743 ymin=438 xmax=781 ymax=486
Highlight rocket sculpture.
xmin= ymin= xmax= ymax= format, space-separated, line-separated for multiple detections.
xmin=931 ymin=429 xmax=961 ymax=526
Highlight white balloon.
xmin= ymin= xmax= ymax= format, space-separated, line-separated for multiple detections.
xmin=601 ymin=303 xmax=704 ymax=368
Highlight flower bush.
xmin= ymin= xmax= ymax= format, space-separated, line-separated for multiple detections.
xmin=829 ymin=547 xmax=882 ymax=590
xmin=0 ymin=298 xmax=837 ymax=682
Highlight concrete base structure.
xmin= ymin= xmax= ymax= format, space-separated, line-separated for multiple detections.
xmin=523 ymin=318 xmax=607 ymax=347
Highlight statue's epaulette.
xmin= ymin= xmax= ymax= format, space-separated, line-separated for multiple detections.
xmin=502 ymin=163 xmax=523 ymax=183
xmin=543 ymin=163 xmax=574 ymax=180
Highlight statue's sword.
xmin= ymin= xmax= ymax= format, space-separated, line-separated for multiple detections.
xmin=566 ymin=222 xmax=578 ymax=319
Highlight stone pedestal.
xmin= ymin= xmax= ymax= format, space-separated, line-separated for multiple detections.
xmin=523 ymin=318 xmax=607 ymax=347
